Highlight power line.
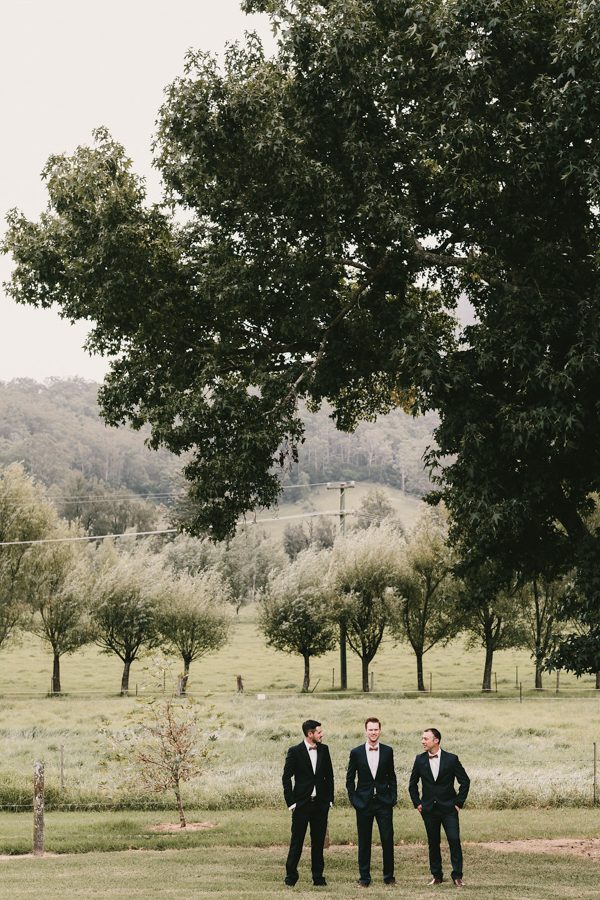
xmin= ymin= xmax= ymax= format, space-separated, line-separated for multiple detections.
xmin=3 ymin=481 xmax=337 ymax=508
xmin=0 ymin=510 xmax=347 ymax=547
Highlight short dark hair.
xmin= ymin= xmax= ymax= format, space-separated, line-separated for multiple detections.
xmin=365 ymin=717 xmax=381 ymax=728
xmin=425 ymin=727 xmax=441 ymax=743
xmin=302 ymin=719 xmax=321 ymax=736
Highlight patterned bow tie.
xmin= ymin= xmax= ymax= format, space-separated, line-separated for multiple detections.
xmin=369 ymin=746 xmax=379 ymax=751
xmin=428 ymin=754 xmax=438 ymax=759
xmin=308 ymin=746 xmax=317 ymax=751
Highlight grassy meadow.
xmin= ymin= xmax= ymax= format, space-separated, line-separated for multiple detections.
xmin=0 ymin=809 xmax=599 ymax=897
xmin=1 ymin=582 xmax=599 ymax=896
xmin=0 ymin=620 xmax=599 ymax=811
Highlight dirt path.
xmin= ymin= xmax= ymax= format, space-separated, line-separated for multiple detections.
xmin=474 ymin=838 xmax=600 ymax=859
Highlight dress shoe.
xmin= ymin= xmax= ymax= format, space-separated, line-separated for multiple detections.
xmin=429 ymin=877 xmax=443 ymax=885
xmin=284 ymin=878 xmax=297 ymax=887
xmin=384 ymin=877 xmax=396 ymax=885
xmin=452 ymin=878 xmax=465 ymax=887
xmin=357 ymin=880 xmax=370 ymax=887
xmin=313 ymin=878 xmax=327 ymax=886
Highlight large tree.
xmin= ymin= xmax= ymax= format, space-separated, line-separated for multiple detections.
xmin=5 ymin=1 xmax=600 ymax=665
xmin=156 ymin=569 xmax=231 ymax=692
xmin=389 ymin=511 xmax=461 ymax=692
xmin=259 ymin=547 xmax=337 ymax=691
xmin=329 ymin=526 xmax=402 ymax=692
xmin=91 ymin=543 xmax=163 ymax=694
xmin=0 ymin=464 xmax=57 ymax=653
xmin=461 ymin=564 xmax=528 ymax=692
xmin=26 ymin=528 xmax=93 ymax=693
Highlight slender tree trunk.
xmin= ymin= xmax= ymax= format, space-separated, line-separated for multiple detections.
xmin=535 ymin=660 xmax=543 ymax=690
xmin=415 ymin=648 xmax=425 ymax=692
xmin=482 ymin=643 xmax=494 ymax=691
xmin=174 ymin=781 xmax=187 ymax=828
xmin=361 ymin=656 xmax=370 ymax=692
xmin=179 ymin=657 xmax=191 ymax=695
xmin=596 ymin=671 xmax=600 ymax=690
xmin=302 ymin=653 xmax=310 ymax=692
xmin=52 ymin=652 xmax=61 ymax=694
xmin=121 ymin=658 xmax=132 ymax=695
xmin=339 ymin=622 xmax=347 ymax=690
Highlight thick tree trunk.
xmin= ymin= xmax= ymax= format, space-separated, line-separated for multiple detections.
xmin=415 ymin=649 xmax=425 ymax=692
xmin=302 ymin=654 xmax=310 ymax=692
xmin=361 ymin=657 xmax=370 ymax=692
xmin=482 ymin=644 xmax=494 ymax=691
xmin=535 ymin=660 xmax=543 ymax=690
xmin=52 ymin=653 xmax=61 ymax=694
xmin=121 ymin=658 xmax=132 ymax=695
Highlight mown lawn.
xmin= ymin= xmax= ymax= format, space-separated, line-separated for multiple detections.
xmin=1 ymin=810 xmax=599 ymax=898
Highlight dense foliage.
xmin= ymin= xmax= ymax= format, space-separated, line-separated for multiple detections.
xmin=4 ymin=1 xmax=600 ymax=673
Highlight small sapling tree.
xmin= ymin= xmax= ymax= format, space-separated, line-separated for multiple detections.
xmin=111 ymin=657 xmax=221 ymax=827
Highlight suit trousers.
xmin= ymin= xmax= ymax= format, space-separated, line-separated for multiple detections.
xmin=422 ymin=808 xmax=463 ymax=881
xmin=285 ymin=800 xmax=329 ymax=884
xmin=355 ymin=798 xmax=394 ymax=884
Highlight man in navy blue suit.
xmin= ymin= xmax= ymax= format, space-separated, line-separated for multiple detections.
xmin=346 ymin=717 xmax=397 ymax=887
xmin=408 ymin=727 xmax=470 ymax=887
xmin=282 ymin=719 xmax=334 ymax=887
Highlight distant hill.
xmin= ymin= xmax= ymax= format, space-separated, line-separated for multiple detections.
xmin=0 ymin=378 xmax=180 ymax=495
xmin=0 ymin=378 xmax=437 ymax=503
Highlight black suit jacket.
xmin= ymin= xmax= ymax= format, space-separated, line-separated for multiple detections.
xmin=346 ymin=743 xmax=398 ymax=810
xmin=282 ymin=741 xmax=334 ymax=810
xmin=408 ymin=749 xmax=470 ymax=814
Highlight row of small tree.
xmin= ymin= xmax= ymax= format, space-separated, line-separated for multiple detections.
xmin=0 ymin=465 xmax=231 ymax=693
xmin=0 ymin=463 xmax=589 ymax=694
xmin=260 ymin=511 xmax=576 ymax=693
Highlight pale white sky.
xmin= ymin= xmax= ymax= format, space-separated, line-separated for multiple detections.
xmin=0 ymin=0 xmax=272 ymax=381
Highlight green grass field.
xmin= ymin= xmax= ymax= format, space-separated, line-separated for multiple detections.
xmin=0 ymin=809 xmax=599 ymax=898
xmin=1 ymin=604 xmax=597 ymax=698
xmin=1 ymin=561 xmax=599 ymax=895
xmin=0 ymin=606 xmax=598 ymax=810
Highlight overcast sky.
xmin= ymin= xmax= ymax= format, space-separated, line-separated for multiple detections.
xmin=0 ymin=0 xmax=272 ymax=382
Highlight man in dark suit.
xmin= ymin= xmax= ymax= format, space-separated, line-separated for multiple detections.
xmin=408 ymin=727 xmax=470 ymax=887
xmin=346 ymin=716 xmax=397 ymax=887
xmin=282 ymin=719 xmax=334 ymax=887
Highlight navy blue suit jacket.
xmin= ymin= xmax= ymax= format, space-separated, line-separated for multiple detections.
xmin=408 ymin=750 xmax=470 ymax=814
xmin=346 ymin=743 xmax=397 ymax=810
xmin=282 ymin=741 xmax=334 ymax=810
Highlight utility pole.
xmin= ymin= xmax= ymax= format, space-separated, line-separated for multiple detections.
xmin=327 ymin=481 xmax=355 ymax=690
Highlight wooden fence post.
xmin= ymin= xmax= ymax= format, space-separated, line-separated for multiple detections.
xmin=33 ymin=760 xmax=44 ymax=856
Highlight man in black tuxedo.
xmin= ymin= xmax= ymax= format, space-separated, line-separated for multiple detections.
xmin=408 ymin=727 xmax=470 ymax=887
xmin=346 ymin=717 xmax=397 ymax=887
xmin=282 ymin=719 xmax=334 ymax=887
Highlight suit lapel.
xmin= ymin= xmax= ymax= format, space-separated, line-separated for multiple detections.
xmin=315 ymin=743 xmax=323 ymax=773
xmin=374 ymin=743 xmax=386 ymax=778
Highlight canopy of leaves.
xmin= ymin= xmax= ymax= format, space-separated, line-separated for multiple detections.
xmin=329 ymin=525 xmax=403 ymax=662
xmin=0 ymin=464 xmax=57 ymax=648
xmin=156 ymin=569 xmax=231 ymax=672
xmin=5 ymin=2 xmax=600 ymax=675
xmin=259 ymin=547 xmax=337 ymax=657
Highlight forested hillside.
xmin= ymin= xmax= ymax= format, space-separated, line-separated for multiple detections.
xmin=0 ymin=378 xmax=436 ymax=502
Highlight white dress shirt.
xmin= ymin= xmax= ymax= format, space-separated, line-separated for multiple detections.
xmin=428 ymin=747 xmax=442 ymax=781
xmin=306 ymin=740 xmax=318 ymax=797
xmin=366 ymin=742 xmax=380 ymax=780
